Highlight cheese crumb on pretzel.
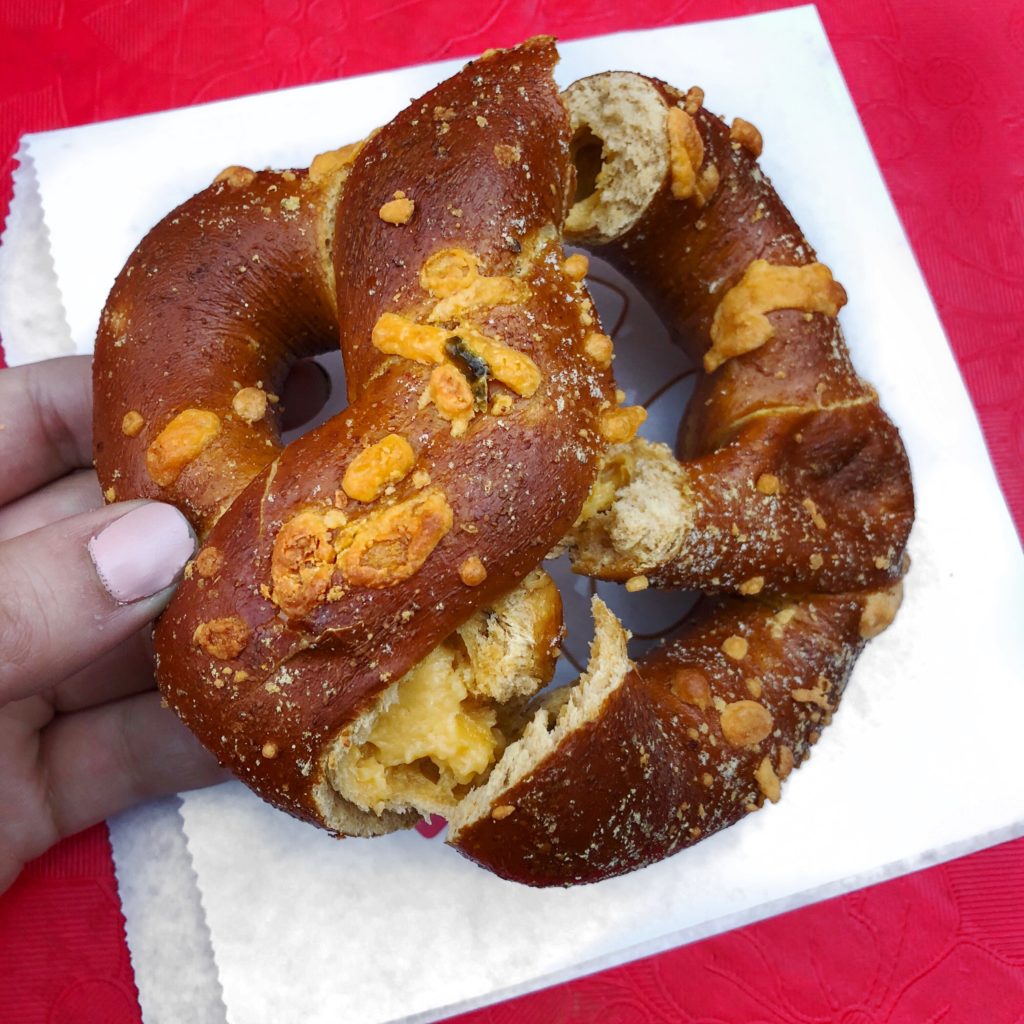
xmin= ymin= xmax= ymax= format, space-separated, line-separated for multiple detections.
xmin=721 ymin=635 xmax=749 ymax=660
xmin=859 ymin=581 xmax=903 ymax=639
xmin=666 ymin=107 xmax=705 ymax=202
xmin=214 ymin=165 xmax=255 ymax=188
xmin=342 ymin=434 xmax=416 ymax=503
xmin=670 ymin=667 xmax=712 ymax=710
xmin=428 ymin=277 xmax=526 ymax=323
xmin=372 ymin=313 xmax=449 ymax=363
xmin=270 ymin=510 xmax=337 ymax=618
xmin=706 ymin=260 xmax=848 ymax=373
xmin=420 ymin=248 xmax=478 ymax=296
xmin=420 ymin=248 xmax=527 ymax=322
xmin=584 ymin=332 xmax=614 ymax=367
xmin=460 ymin=331 xmax=541 ymax=397
xmin=754 ymin=756 xmax=780 ymax=802
xmin=193 ymin=616 xmax=250 ymax=660
xmin=666 ymin=106 xmax=718 ymax=207
xmin=493 ymin=142 xmax=522 ymax=167
xmin=562 ymin=253 xmax=589 ymax=281
xmin=194 ymin=546 xmax=223 ymax=578
xmin=232 ymin=386 xmax=268 ymax=423
xmin=337 ymin=489 xmax=453 ymax=588
xmin=379 ymin=191 xmax=415 ymax=225
xmin=599 ymin=405 xmax=646 ymax=443
xmin=459 ymin=556 xmax=488 ymax=586
xmin=309 ymin=139 xmax=366 ymax=184
xmin=421 ymin=364 xmax=476 ymax=436
xmin=121 ymin=410 xmax=144 ymax=437
xmin=730 ymin=117 xmax=763 ymax=158
xmin=146 ymin=409 xmax=221 ymax=486
xmin=720 ymin=700 xmax=774 ymax=747
xmin=373 ymin=303 xmax=540 ymax=406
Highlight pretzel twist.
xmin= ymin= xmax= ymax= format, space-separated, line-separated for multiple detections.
xmin=92 ymin=52 xmax=913 ymax=885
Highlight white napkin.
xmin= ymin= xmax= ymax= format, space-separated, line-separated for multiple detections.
xmin=4 ymin=7 xmax=1023 ymax=1024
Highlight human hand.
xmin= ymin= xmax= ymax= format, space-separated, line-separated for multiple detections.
xmin=0 ymin=356 xmax=228 ymax=894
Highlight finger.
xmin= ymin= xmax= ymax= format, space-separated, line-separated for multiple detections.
xmin=280 ymin=357 xmax=331 ymax=430
xmin=0 ymin=356 xmax=93 ymax=505
xmin=0 ymin=500 xmax=195 ymax=708
xmin=53 ymin=624 xmax=155 ymax=713
xmin=40 ymin=690 xmax=228 ymax=841
xmin=0 ymin=468 xmax=103 ymax=542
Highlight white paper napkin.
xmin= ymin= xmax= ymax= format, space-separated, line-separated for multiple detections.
xmin=4 ymin=7 xmax=1023 ymax=1024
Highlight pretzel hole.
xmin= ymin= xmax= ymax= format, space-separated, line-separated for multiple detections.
xmin=571 ymin=127 xmax=605 ymax=205
xmin=280 ymin=353 xmax=348 ymax=446
xmin=279 ymin=357 xmax=333 ymax=433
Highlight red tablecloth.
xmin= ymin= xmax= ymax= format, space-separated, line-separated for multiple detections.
xmin=1 ymin=1 xmax=1022 ymax=1020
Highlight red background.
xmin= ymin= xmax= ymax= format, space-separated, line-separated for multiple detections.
xmin=1 ymin=1 xmax=1023 ymax=1019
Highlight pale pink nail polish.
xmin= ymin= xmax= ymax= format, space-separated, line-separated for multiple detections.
xmin=88 ymin=503 xmax=196 ymax=603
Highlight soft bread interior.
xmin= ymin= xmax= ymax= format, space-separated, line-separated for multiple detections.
xmin=319 ymin=569 xmax=563 ymax=821
xmin=567 ymin=437 xmax=692 ymax=578
xmin=448 ymin=597 xmax=632 ymax=838
xmin=563 ymin=73 xmax=668 ymax=245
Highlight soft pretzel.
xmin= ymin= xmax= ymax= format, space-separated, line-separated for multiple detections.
xmin=92 ymin=50 xmax=914 ymax=886
xmin=94 ymin=39 xmax=619 ymax=834
xmin=446 ymin=73 xmax=913 ymax=884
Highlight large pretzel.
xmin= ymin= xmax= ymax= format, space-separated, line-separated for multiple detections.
xmin=92 ymin=47 xmax=913 ymax=885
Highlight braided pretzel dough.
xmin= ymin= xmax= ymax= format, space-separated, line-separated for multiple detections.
xmin=92 ymin=49 xmax=913 ymax=886
xmin=95 ymin=40 xmax=620 ymax=835
xmin=448 ymin=73 xmax=913 ymax=884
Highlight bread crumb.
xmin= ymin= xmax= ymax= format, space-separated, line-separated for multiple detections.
xmin=562 ymin=253 xmax=589 ymax=280
xmin=720 ymin=700 xmax=774 ymax=746
xmin=738 ymin=575 xmax=765 ymax=595
xmin=459 ymin=556 xmax=487 ymax=586
xmin=730 ymin=117 xmax=763 ymax=158
xmin=584 ymin=332 xmax=614 ymax=367
xmin=232 ymin=386 xmax=268 ymax=423
xmin=121 ymin=410 xmax=144 ymax=437
xmin=214 ymin=165 xmax=255 ymax=188
xmin=722 ymin=635 xmax=748 ymax=660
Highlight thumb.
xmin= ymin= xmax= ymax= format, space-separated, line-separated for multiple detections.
xmin=0 ymin=500 xmax=195 ymax=708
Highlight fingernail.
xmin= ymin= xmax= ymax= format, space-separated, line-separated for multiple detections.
xmin=88 ymin=503 xmax=196 ymax=603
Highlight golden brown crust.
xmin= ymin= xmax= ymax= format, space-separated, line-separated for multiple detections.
xmin=446 ymin=72 xmax=915 ymax=886
xmin=143 ymin=39 xmax=615 ymax=831
xmin=93 ymin=167 xmax=342 ymax=535
xmin=452 ymin=590 xmax=873 ymax=886
xmin=96 ymin=52 xmax=914 ymax=883
xmin=561 ymin=73 xmax=914 ymax=597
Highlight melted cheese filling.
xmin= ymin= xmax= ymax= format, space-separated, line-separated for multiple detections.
xmin=336 ymin=644 xmax=502 ymax=816
xmin=575 ymin=447 xmax=636 ymax=525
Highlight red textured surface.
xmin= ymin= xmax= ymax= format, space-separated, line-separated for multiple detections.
xmin=1 ymin=1 xmax=1022 ymax=1020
